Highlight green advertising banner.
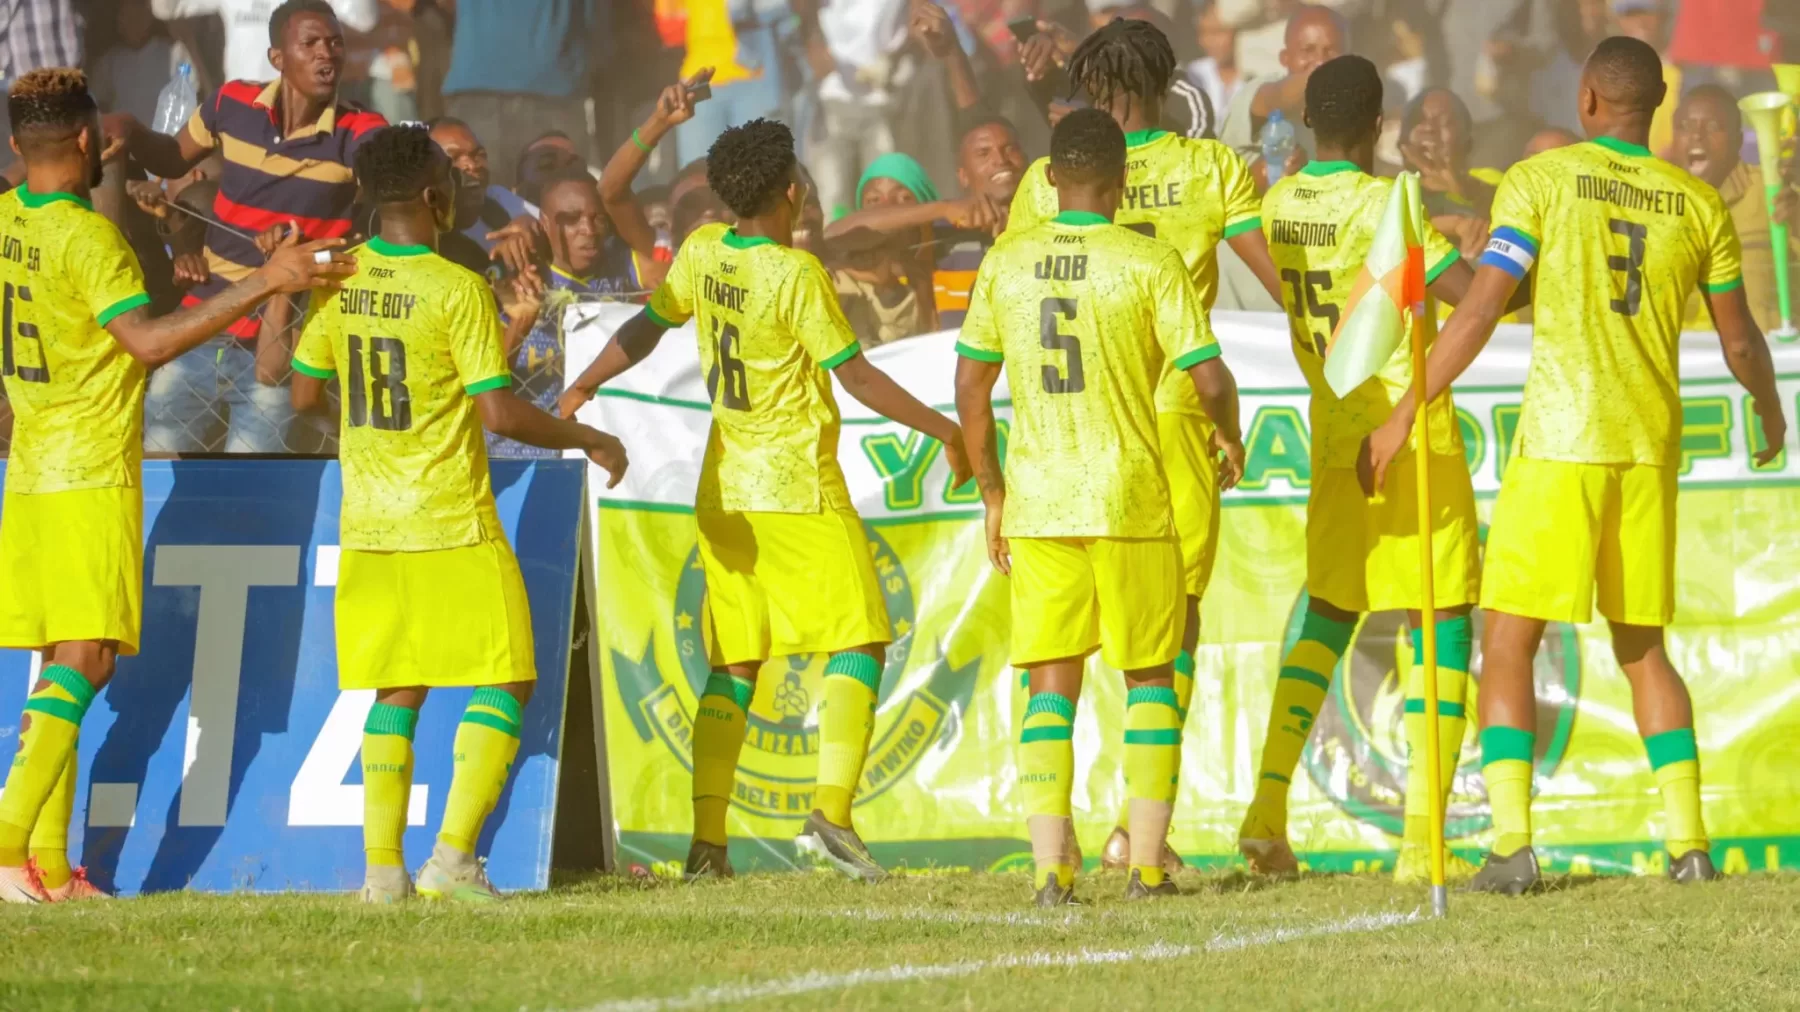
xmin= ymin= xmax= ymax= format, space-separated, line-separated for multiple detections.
xmin=569 ymin=306 xmax=1800 ymax=877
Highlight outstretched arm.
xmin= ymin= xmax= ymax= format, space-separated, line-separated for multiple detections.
xmin=476 ymin=389 xmax=629 ymax=486
xmin=1226 ymin=229 xmax=1285 ymax=305
xmin=557 ymin=309 xmax=672 ymax=417
xmin=835 ymin=353 xmax=972 ymax=484
xmin=599 ymin=71 xmax=713 ymax=260
xmin=1188 ymin=358 xmax=1245 ymax=489
xmin=1426 ymin=257 xmax=1533 ymax=313
xmin=1707 ymin=284 xmax=1786 ymax=465
xmin=953 ymin=354 xmax=1007 ymax=573
xmin=102 ymin=111 xmax=212 ymax=180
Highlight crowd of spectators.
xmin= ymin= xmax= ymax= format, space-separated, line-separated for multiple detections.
xmin=0 ymin=0 xmax=1797 ymax=457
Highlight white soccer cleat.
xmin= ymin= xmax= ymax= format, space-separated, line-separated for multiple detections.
xmin=360 ymin=865 xmax=415 ymax=904
xmin=416 ymin=844 xmax=502 ymax=903
xmin=0 ymin=864 xmax=50 ymax=904
xmin=39 ymin=864 xmax=109 ymax=902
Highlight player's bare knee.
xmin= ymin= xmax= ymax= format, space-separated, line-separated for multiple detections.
xmin=1606 ymin=622 xmax=1666 ymax=670
xmin=1123 ymin=663 xmax=1174 ymax=689
xmin=724 ymin=662 xmax=761 ymax=683
xmin=46 ymin=640 xmax=116 ymax=691
xmin=845 ymin=643 xmax=887 ymax=663
xmin=496 ymin=681 xmax=536 ymax=708
xmin=376 ymin=686 xmax=429 ymax=710
xmin=1308 ymin=596 xmax=1359 ymax=624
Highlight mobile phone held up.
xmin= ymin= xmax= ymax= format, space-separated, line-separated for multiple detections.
xmin=686 ymin=82 xmax=713 ymax=104
xmin=1007 ymin=16 xmax=1072 ymax=107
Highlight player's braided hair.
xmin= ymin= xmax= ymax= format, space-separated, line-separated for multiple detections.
xmin=1068 ymin=17 xmax=1177 ymax=111
xmin=269 ymin=0 xmax=338 ymax=47
xmin=1306 ymin=55 xmax=1384 ymax=148
xmin=1586 ymin=35 xmax=1665 ymax=116
xmin=7 ymin=68 xmax=97 ymax=156
xmin=1049 ymin=107 xmax=1127 ymax=185
xmin=353 ymin=124 xmax=440 ymax=205
xmin=706 ymin=118 xmax=797 ymax=220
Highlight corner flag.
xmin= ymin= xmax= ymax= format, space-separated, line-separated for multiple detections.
xmin=1323 ymin=172 xmax=1427 ymax=398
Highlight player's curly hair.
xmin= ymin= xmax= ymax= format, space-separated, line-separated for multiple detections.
xmin=354 ymin=124 xmax=441 ymax=204
xmin=7 ymin=68 xmax=97 ymax=156
xmin=1586 ymin=35 xmax=1666 ymax=116
xmin=1306 ymin=55 xmax=1384 ymax=148
xmin=1049 ymin=107 xmax=1126 ymax=185
xmin=705 ymin=119 xmax=797 ymax=219
xmin=269 ymin=0 xmax=338 ymax=48
xmin=1068 ymin=17 xmax=1176 ymax=111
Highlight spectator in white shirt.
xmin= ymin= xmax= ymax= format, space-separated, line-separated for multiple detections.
xmin=1184 ymin=2 xmax=1242 ymax=122
xmin=93 ymin=0 xmax=187 ymax=124
xmin=151 ymin=0 xmax=376 ymax=83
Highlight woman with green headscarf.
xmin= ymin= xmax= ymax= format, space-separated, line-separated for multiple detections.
xmin=826 ymin=153 xmax=941 ymax=348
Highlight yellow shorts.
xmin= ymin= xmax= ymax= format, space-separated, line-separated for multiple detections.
xmin=0 ymin=485 xmax=143 ymax=655
xmin=696 ymin=508 xmax=891 ymax=665
xmin=1008 ymin=535 xmax=1182 ymax=670
xmin=1480 ymin=457 xmax=1675 ymax=626
xmin=335 ymin=537 xmax=536 ymax=690
xmin=1307 ymin=455 xmax=1480 ymax=613
xmin=1160 ymin=412 xmax=1220 ymax=599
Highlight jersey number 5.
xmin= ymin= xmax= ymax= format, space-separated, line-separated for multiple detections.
xmin=0 ymin=282 xmax=48 ymax=383
xmin=346 ymin=334 xmax=413 ymax=431
xmin=1039 ymin=297 xmax=1084 ymax=394
xmin=1280 ymin=268 xmax=1339 ymax=357
xmin=706 ymin=319 xmax=751 ymax=410
xmin=1606 ymin=218 xmax=1646 ymax=317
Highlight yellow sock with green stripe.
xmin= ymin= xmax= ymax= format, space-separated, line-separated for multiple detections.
xmin=438 ymin=688 xmax=523 ymax=855
xmin=1116 ymin=652 xmax=1194 ymax=832
xmin=1124 ymin=685 xmax=1182 ymax=887
xmin=1402 ymin=618 xmax=1472 ymax=848
xmin=816 ymin=652 xmax=881 ymax=827
xmin=26 ymin=749 xmax=77 ymax=889
xmin=693 ymin=672 xmax=752 ymax=847
xmin=362 ymin=702 xmax=417 ymax=869
xmin=1480 ymin=726 xmax=1535 ymax=857
xmin=1245 ymin=612 xmax=1354 ymax=838
xmin=0 ymin=665 xmax=96 ymax=868
xmin=1021 ymin=691 xmax=1076 ymax=889
xmin=1644 ymin=728 xmax=1707 ymax=857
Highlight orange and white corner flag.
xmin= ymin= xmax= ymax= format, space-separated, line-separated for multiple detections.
xmin=1323 ymin=172 xmax=1428 ymax=398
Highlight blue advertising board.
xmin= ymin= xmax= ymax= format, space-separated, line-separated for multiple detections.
xmin=0 ymin=458 xmax=584 ymax=894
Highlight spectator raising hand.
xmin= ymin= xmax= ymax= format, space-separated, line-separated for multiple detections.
xmin=599 ymin=69 xmax=716 ymax=269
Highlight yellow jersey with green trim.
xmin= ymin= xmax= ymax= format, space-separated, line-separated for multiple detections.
xmin=1007 ymin=130 xmax=1258 ymax=422
xmin=958 ymin=211 xmax=1219 ymax=539
xmin=648 ymin=222 xmax=860 ymax=514
xmin=0 ymin=186 xmax=151 ymax=494
xmin=1262 ymin=162 xmax=1463 ymax=468
xmin=1482 ymin=137 xmax=1743 ymax=466
xmin=293 ymin=237 xmax=510 ymax=552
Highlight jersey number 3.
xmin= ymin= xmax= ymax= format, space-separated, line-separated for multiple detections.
xmin=1039 ymin=297 xmax=1084 ymax=394
xmin=1607 ymin=218 xmax=1646 ymax=317
xmin=346 ymin=334 xmax=412 ymax=431
xmin=0 ymin=282 xmax=48 ymax=383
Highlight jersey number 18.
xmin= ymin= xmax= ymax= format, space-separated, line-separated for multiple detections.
xmin=346 ymin=334 xmax=412 ymax=431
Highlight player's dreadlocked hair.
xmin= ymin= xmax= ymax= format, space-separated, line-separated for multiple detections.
xmin=1049 ymin=107 xmax=1127 ymax=185
xmin=1306 ymin=55 xmax=1384 ymax=148
xmin=7 ymin=68 xmax=97 ymax=156
xmin=1068 ymin=17 xmax=1177 ymax=112
xmin=270 ymin=0 xmax=337 ymax=47
xmin=354 ymin=124 xmax=440 ymax=204
xmin=1585 ymin=35 xmax=1667 ymax=116
xmin=706 ymin=118 xmax=797 ymax=219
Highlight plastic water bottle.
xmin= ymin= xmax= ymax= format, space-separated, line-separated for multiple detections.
xmin=1262 ymin=109 xmax=1296 ymax=188
xmin=151 ymin=63 xmax=198 ymax=136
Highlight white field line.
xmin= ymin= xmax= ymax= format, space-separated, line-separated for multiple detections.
xmin=579 ymin=909 xmax=1421 ymax=1011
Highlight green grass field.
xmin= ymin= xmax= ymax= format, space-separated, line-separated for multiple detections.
xmin=6 ymin=869 xmax=1798 ymax=1010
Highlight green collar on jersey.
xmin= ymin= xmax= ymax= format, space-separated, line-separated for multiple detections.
xmin=1053 ymin=210 xmax=1110 ymax=226
xmin=1301 ymin=160 xmax=1360 ymax=177
xmin=367 ymin=236 xmax=430 ymax=257
xmin=1591 ymin=136 xmax=1651 ymax=158
xmin=16 ymin=183 xmax=92 ymax=211
xmin=721 ymin=229 xmax=776 ymax=250
xmin=1123 ymin=128 xmax=1169 ymax=147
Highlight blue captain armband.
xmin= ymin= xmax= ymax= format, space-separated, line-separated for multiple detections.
xmin=1478 ymin=227 xmax=1538 ymax=278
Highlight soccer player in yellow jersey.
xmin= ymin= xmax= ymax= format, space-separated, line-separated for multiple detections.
xmin=1368 ymin=37 xmax=1786 ymax=893
xmin=1243 ymin=56 xmax=1532 ymax=881
xmin=561 ymin=119 xmax=971 ymax=883
xmin=0 ymin=68 xmax=352 ymax=905
xmin=1007 ymin=17 xmax=1284 ymax=870
xmin=290 ymin=125 xmax=629 ymax=903
xmin=958 ymin=109 xmax=1244 ymax=906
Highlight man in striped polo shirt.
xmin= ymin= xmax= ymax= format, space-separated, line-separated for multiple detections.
xmin=106 ymin=0 xmax=385 ymax=453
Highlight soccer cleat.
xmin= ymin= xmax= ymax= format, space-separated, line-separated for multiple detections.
xmin=360 ymin=865 xmax=414 ymax=904
xmin=1238 ymin=835 xmax=1300 ymax=876
xmin=1034 ymin=879 xmax=1078 ymax=908
xmin=1100 ymin=829 xmax=1186 ymax=876
xmin=1065 ymin=820 xmax=1083 ymax=872
xmin=1123 ymin=869 xmax=1178 ymax=900
xmin=1465 ymin=847 xmax=1541 ymax=896
xmin=1393 ymin=844 xmax=1478 ymax=885
xmin=794 ymin=810 xmax=886 ymax=883
xmin=1667 ymin=849 xmax=1722 ymax=884
xmin=40 ymin=865 xmax=109 ymax=903
xmin=0 ymin=864 xmax=50 ymax=904
xmin=416 ymin=845 xmax=503 ymax=903
xmin=683 ymin=841 xmax=735 ymax=882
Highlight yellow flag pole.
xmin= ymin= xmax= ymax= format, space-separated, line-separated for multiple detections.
xmin=1413 ymin=293 xmax=1448 ymax=918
